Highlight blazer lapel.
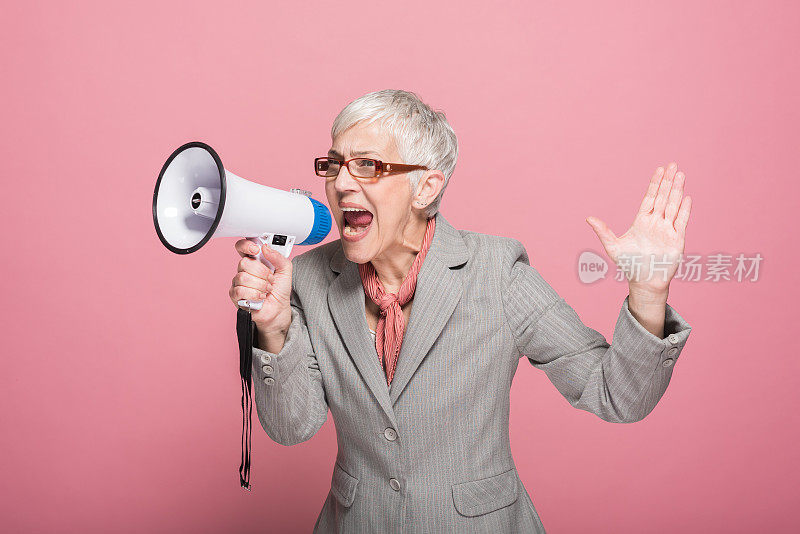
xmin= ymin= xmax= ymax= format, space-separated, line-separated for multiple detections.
xmin=328 ymin=246 xmax=398 ymax=428
xmin=327 ymin=212 xmax=470 ymax=420
xmin=388 ymin=212 xmax=469 ymax=404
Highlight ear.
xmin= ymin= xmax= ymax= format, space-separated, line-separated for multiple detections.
xmin=412 ymin=170 xmax=445 ymax=209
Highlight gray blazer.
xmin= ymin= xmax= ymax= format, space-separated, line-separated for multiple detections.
xmin=249 ymin=211 xmax=692 ymax=533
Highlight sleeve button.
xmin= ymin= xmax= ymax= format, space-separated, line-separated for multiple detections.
xmin=667 ymin=333 xmax=680 ymax=344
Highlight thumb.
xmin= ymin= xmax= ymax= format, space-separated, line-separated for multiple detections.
xmin=585 ymin=216 xmax=617 ymax=252
xmin=261 ymin=244 xmax=292 ymax=274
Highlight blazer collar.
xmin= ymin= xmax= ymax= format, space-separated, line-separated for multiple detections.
xmin=326 ymin=211 xmax=469 ymax=425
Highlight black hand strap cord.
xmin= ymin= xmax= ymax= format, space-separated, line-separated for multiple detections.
xmin=236 ymin=307 xmax=255 ymax=491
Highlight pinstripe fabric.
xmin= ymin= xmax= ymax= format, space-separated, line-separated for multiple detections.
xmin=249 ymin=211 xmax=692 ymax=533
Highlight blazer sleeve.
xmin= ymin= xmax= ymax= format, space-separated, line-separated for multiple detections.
xmin=250 ymin=289 xmax=329 ymax=445
xmin=501 ymin=238 xmax=692 ymax=423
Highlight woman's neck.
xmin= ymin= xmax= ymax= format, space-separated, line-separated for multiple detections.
xmin=370 ymin=216 xmax=429 ymax=293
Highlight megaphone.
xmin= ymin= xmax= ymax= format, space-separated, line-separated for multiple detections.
xmin=152 ymin=141 xmax=332 ymax=311
xmin=154 ymin=141 xmax=333 ymax=491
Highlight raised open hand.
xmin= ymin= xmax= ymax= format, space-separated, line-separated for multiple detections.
xmin=585 ymin=162 xmax=692 ymax=294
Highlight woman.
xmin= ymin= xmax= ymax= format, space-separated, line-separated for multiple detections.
xmin=229 ymin=89 xmax=693 ymax=533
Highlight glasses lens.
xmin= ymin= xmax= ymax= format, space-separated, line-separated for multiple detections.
xmin=350 ymin=158 xmax=378 ymax=178
xmin=316 ymin=158 xmax=340 ymax=177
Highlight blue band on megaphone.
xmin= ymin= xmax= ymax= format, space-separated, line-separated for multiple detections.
xmin=299 ymin=197 xmax=332 ymax=245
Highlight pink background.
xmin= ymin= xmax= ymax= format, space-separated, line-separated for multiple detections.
xmin=2 ymin=1 xmax=797 ymax=532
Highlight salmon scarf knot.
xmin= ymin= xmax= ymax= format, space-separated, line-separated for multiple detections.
xmin=358 ymin=216 xmax=436 ymax=386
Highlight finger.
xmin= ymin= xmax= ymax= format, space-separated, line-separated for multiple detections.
xmin=653 ymin=162 xmax=678 ymax=217
xmin=664 ymin=171 xmax=685 ymax=222
xmin=233 ymin=270 xmax=272 ymax=293
xmin=674 ymin=195 xmax=692 ymax=234
xmin=235 ymin=239 xmax=262 ymax=258
xmin=585 ymin=216 xmax=618 ymax=253
xmin=638 ymin=166 xmax=664 ymax=214
xmin=261 ymin=244 xmax=292 ymax=274
xmin=231 ymin=284 xmax=270 ymax=304
xmin=238 ymin=256 xmax=272 ymax=280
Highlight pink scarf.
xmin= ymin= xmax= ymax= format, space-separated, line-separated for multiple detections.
xmin=358 ymin=216 xmax=436 ymax=386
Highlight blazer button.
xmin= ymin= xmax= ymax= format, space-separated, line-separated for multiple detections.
xmin=667 ymin=333 xmax=680 ymax=345
xmin=262 ymin=365 xmax=273 ymax=375
xmin=384 ymin=427 xmax=397 ymax=441
xmin=389 ymin=478 xmax=401 ymax=491
xmin=263 ymin=377 xmax=275 ymax=386
xmin=667 ymin=347 xmax=678 ymax=357
xmin=662 ymin=358 xmax=674 ymax=367
xmin=260 ymin=354 xmax=271 ymax=365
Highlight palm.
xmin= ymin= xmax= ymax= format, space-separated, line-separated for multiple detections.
xmin=586 ymin=163 xmax=692 ymax=292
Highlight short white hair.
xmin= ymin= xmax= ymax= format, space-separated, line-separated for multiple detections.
xmin=331 ymin=89 xmax=458 ymax=218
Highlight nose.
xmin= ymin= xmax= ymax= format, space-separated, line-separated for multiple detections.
xmin=332 ymin=163 xmax=361 ymax=193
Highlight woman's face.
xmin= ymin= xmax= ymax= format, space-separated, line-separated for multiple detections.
xmin=324 ymin=120 xmax=418 ymax=264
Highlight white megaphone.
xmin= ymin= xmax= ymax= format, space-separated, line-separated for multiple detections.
xmin=153 ymin=141 xmax=332 ymax=311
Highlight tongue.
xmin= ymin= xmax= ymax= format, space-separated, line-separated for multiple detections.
xmin=344 ymin=210 xmax=373 ymax=226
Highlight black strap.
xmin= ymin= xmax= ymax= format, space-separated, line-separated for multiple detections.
xmin=236 ymin=307 xmax=254 ymax=490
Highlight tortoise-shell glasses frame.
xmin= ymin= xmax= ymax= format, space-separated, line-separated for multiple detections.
xmin=315 ymin=157 xmax=429 ymax=183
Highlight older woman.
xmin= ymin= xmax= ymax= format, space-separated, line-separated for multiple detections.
xmin=230 ymin=89 xmax=692 ymax=533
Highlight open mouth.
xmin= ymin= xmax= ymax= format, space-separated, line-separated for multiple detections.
xmin=342 ymin=208 xmax=373 ymax=238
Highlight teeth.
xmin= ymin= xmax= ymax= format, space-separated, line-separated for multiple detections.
xmin=344 ymin=223 xmax=369 ymax=236
xmin=341 ymin=207 xmax=369 ymax=212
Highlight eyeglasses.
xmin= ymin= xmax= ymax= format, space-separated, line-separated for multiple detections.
xmin=314 ymin=157 xmax=428 ymax=182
